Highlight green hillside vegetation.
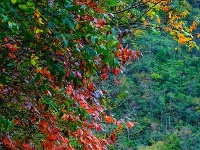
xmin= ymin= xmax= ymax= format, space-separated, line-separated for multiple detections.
xmin=103 ymin=1 xmax=200 ymax=149
xmin=105 ymin=30 xmax=200 ymax=149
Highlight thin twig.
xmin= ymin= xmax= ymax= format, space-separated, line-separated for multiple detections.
xmin=112 ymin=1 xmax=142 ymax=14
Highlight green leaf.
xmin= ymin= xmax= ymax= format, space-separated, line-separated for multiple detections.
xmin=0 ymin=75 xmax=7 ymax=85
xmin=63 ymin=18 xmax=75 ymax=29
xmin=111 ymin=28 xmax=117 ymax=37
xmin=24 ymin=31 xmax=34 ymax=42
xmin=55 ymin=63 xmax=64 ymax=71
xmin=34 ymin=74 xmax=41 ymax=83
xmin=31 ymin=59 xmax=36 ymax=66
xmin=18 ymin=4 xmax=28 ymax=11
xmin=11 ymin=0 xmax=17 ymax=4
xmin=44 ymin=97 xmax=58 ymax=112
xmin=61 ymin=34 xmax=68 ymax=47
xmin=107 ymin=35 xmax=112 ymax=42
xmin=114 ymin=58 xmax=120 ymax=66
xmin=91 ymin=36 xmax=95 ymax=44
xmin=7 ymin=63 xmax=14 ymax=67
xmin=89 ymin=48 xmax=95 ymax=60
xmin=70 ymin=122 xmax=77 ymax=132
xmin=108 ymin=0 xmax=118 ymax=6
xmin=86 ymin=114 xmax=91 ymax=123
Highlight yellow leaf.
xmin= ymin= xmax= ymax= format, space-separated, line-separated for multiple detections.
xmin=34 ymin=9 xmax=40 ymax=18
xmin=197 ymin=34 xmax=200 ymax=38
xmin=189 ymin=41 xmax=195 ymax=48
xmin=135 ymin=29 xmax=141 ymax=35
xmin=157 ymin=17 xmax=160 ymax=24
xmin=38 ymin=18 xmax=45 ymax=25
xmin=47 ymin=29 xmax=52 ymax=34
xmin=34 ymin=27 xmax=43 ymax=34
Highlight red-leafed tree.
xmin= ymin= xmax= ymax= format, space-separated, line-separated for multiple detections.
xmin=0 ymin=0 xmax=198 ymax=149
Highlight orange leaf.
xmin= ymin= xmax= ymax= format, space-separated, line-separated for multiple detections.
xmin=116 ymin=121 xmax=122 ymax=128
xmin=4 ymin=37 xmax=8 ymax=43
xmin=104 ymin=116 xmax=116 ymax=123
xmin=197 ymin=33 xmax=200 ymax=38
xmin=126 ymin=122 xmax=135 ymax=128
xmin=162 ymin=6 xmax=168 ymax=11
xmin=115 ymin=79 xmax=120 ymax=85
xmin=135 ymin=51 xmax=141 ymax=59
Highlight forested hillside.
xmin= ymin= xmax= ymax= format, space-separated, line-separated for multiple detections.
xmin=104 ymin=1 xmax=200 ymax=149
xmin=104 ymin=31 xmax=200 ymax=150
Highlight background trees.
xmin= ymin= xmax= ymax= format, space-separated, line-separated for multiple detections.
xmin=0 ymin=0 xmax=199 ymax=149
xmin=104 ymin=8 xmax=200 ymax=149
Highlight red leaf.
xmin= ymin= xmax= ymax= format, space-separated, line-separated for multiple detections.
xmin=12 ymin=44 xmax=18 ymax=53
xmin=110 ymin=132 xmax=116 ymax=142
xmin=3 ymin=136 xmax=16 ymax=149
xmin=5 ymin=43 xmax=13 ymax=51
xmin=101 ymin=73 xmax=108 ymax=80
xmin=79 ymin=101 xmax=89 ymax=109
xmin=39 ymin=120 xmax=49 ymax=128
xmin=8 ymin=53 xmax=15 ymax=59
xmin=47 ymin=134 xmax=57 ymax=141
xmin=112 ymin=68 xmax=120 ymax=76
xmin=22 ymin=142 xmax=32 ymax=150
xmin=96 ymin=124 xmax=101 ymax=132
xmin=62 ymin=114 xmax=70 ymax=121
xmin=101 ymin=18 xmax=106 ymax=24
xmin=88 ymin=83 xmax=94 ymax=91
xmin=14 ymin=118 xmax=20 ymax=125
xmin=66 ymin=85 xmax=73 ymax=95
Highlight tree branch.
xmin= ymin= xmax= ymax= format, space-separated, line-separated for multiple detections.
xmin=112 ymin=1 xmax=142 ymax=14
xmin=133 ymin=0 xmax=165 ymax=24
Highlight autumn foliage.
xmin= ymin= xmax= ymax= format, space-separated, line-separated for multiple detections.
xmin=0 ymin=0 xmax=198 ymax=149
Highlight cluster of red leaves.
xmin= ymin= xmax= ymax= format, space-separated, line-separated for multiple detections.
xmin=37 ymin=67 xmax=53 ymax=82
xmin=2 ymin=37 xmax=18 ymax=59
xmin=116 ymin=44 xmax=142 ymax=64
xmin=75 ymin=0 xmax=105 ymax=13
xmin=0 ymin=1 xmax=139 ymax=150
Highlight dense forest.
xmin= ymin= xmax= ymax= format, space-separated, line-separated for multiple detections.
xmin=0 ymin=0 xmax=199 ymax=150
xmin=104 ymin=1 xmax=200 ymax=149
xmin=104 ymin=32 xmax=200 ymax=149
